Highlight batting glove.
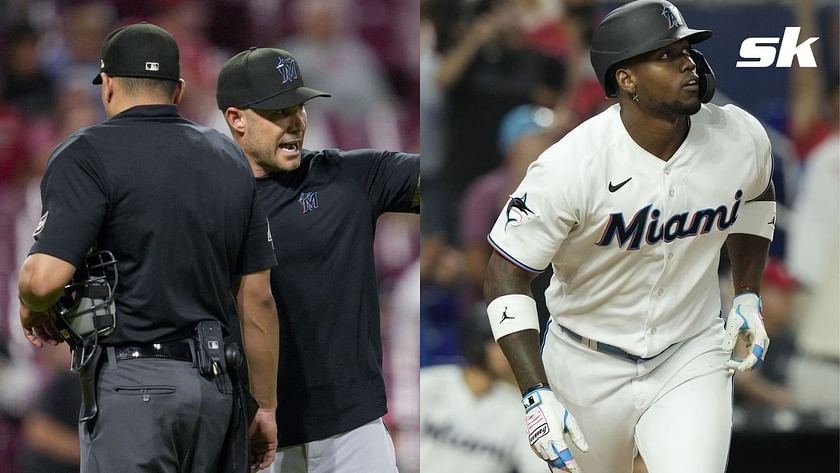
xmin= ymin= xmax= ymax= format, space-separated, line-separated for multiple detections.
xmin=722 ymin=292 xmax=770 ymax=371
xmin=522 ymin=387 xmax=589 ymax=473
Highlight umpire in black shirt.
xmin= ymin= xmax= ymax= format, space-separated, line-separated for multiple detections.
xmin=18 ymin=23 xmax=280 ymax=472
xmin=217 ymin=48 xmax=420 ymax=472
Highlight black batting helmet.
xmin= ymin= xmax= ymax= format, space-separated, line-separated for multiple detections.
xmin=590 ymin=0 xmax=713 ymax=99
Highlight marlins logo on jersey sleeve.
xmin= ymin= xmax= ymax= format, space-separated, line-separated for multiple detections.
xmin=487 ymin=149 xmax=583 ymax=273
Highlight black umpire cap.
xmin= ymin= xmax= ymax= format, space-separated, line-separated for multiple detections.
xmin=216 ymin=47 xmax=331 ymax=111
xmin=93 ymin=22 xmax=180 ymax=85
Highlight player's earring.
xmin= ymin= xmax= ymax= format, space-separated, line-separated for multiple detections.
xmin=632 ymin=92 xmax=640 ymax=102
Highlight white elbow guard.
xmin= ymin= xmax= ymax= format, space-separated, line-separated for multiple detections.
xmin=486 ymin=294 xmax=540 ymax=341
xmin=730 ymin=200 xmax=776 ymax=241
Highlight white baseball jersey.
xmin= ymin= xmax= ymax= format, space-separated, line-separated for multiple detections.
xmin=420 ymin=365 xmax=548 ymax=473
xmin=488 ymin=103 xmax=772 ymax=357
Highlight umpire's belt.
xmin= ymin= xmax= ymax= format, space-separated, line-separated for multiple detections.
xmin=560 ymin=326 xmax=657 ymax=362
xmin=108 ymin=340 xmax=193 ymax=363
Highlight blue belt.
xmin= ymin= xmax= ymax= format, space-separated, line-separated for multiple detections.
xmin=560 ymin=326 xmax=657 ymax=362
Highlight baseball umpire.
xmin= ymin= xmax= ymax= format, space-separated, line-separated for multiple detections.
xmin=216 ymin=47 xmax=420 ymax=473
xmin=484 ymin=1 xmax=775 ymax=472
xmin=18 ymin=23 xmax=280 ymax=472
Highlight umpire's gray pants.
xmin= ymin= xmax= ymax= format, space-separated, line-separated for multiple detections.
xmin=80 ymin=353 xmax=233 ymax=473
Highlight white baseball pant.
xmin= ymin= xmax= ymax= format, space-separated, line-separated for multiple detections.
xmin=542 ymin=317 xmax=733 ymax=473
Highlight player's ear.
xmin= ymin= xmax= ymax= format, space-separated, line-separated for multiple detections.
xmin=615 ymin=67 xmax=636 ymax=97
xmin=224 ymin=108 xmax=246 ymax=135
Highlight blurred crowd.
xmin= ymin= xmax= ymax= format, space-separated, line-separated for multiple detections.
xmin=0 ymin=0 xmax=419 ymax=471
xmin=419 ymin=0 xmax=838 ymax=471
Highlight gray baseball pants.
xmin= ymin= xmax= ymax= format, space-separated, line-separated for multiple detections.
xmin=79 ymin=351 xmax=233 ymax=473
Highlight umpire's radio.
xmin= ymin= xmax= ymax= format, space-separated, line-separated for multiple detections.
xmin=194 ymin=320 xmax=226 ymax=376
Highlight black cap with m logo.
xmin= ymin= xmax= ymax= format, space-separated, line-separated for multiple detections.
xmin=216 ymin=47 xmax=331 ymax=111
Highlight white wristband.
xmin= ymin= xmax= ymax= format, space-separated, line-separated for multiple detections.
xmin=487 ymin=294 xmax=540 ymax=341
xmin=730 ymin=200 xmax=775 ymax=241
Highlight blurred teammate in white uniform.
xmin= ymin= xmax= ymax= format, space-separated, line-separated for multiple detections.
xmin=420 ymin=307 xmax=549 ymax=473
xmin=483 ymin=2 xmax=776 ymax=473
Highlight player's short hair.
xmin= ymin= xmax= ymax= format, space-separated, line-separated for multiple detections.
xmin=115 ymin=77 xmax=179 ymax=101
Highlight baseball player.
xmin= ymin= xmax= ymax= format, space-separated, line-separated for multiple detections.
xmin=484 ymin=2 xmax=775 ymax=473
xmin=17 ymin=23 xmax=279 ymax=472
xmin=421 ymin=306 xmax=551 ymax=473
xmin=216 ymin=47 xmax=420 ymax=473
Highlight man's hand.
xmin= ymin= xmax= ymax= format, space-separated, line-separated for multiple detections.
xmin=523 ymin=387 xmax=589 ymax=473
xmin=19 ymin=303 xmax=62 ymax=348
xmin=722 ymin=292 xmax=770 ymax=372
xmin=249 ymin=407 xmax=277 ymax=472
